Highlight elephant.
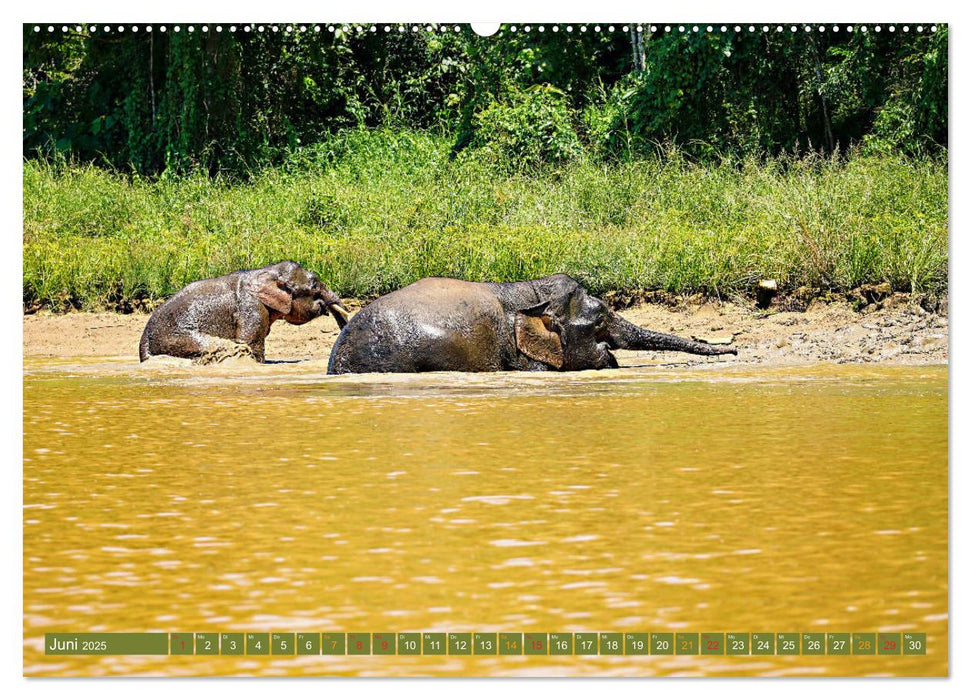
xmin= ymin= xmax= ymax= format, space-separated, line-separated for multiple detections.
xmin=327 ymin=274 xmax=736 ymax=374
xmin=139 ymin=260 xmax=349 ymax=363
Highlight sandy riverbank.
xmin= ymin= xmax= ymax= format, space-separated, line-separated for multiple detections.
xmin=23 ymin=295 xmax=947 ymax=368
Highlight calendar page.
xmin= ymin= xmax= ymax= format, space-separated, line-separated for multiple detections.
xmin=22 ymin=17 xmax=948 ymax=678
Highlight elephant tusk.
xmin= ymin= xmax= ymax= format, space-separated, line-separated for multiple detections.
xmin=329 ymin=303 xmax=350 ymax=329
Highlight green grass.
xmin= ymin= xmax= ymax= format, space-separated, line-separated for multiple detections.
xmin=23 ymin=129 xmax=948 ymax=310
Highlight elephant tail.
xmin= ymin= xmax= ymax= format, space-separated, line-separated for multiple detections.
xmin=138 ymin=325 xmax=151 ymax=362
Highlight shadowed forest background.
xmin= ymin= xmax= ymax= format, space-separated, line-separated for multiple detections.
xmin=23 ymin=23 xmax=948 ymax=311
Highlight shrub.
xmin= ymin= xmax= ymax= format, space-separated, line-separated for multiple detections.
xmin=470 ymin=86 xmax=583 ymax=170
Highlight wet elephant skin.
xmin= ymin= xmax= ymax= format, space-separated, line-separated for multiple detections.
xmin=327 ymin=274 xmax=736 ymax=374
xmin=140 ymin=261 xmax=349 ymax=363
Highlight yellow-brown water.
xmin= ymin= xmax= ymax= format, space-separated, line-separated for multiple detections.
xmin=23 ymin=360 xmax=948 ymax=676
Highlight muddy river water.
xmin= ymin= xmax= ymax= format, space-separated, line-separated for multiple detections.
xmin=23 ymin=359 xmax=947 ymax=676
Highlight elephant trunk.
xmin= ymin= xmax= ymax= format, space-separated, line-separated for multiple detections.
xmin=314 ymin=283 xmax=350 ymax=329
xmin=606 ymin=311 xmax=737 ymax=356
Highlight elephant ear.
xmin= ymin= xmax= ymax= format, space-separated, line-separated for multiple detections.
xmin=514 ymin=302 xmax=564 ymax=369
xmin=248 ymin=270 xmax=292 ymax=315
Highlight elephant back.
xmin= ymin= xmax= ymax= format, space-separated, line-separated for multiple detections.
xmin=327 ymin=278 xmax=507 ymax=374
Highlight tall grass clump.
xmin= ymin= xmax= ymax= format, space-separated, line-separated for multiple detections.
xmin=23 ymin=129 xmax=948 ymax=311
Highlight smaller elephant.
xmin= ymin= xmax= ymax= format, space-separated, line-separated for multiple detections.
xmin=139 ymin=261 xmax=349 ymax=363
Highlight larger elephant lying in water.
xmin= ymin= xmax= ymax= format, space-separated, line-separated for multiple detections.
xmin=140 ymin=261 xmax=349 ymax=363
xmin=327 ymin=274 xmax=736 ymax=374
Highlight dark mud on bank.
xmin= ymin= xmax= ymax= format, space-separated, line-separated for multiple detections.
xmin=23 ymin=294 xmax=947 ymax=367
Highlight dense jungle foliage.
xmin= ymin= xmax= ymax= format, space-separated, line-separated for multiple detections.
xmin=24 ymin=23 xmax=947 ymax=175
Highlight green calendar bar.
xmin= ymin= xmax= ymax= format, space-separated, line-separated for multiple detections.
xmin=726 ymin=633 xmax=749 ymax=655
xmin=878 ymin=632 xmax=902 ymax=655
xmin=802 ymin=633 xmax=825 ymax=656
xmin=473 ymin=632 xmax=497 ymax=655
xmin=195 ymin=633 xmax=219 ymax=655
xmin=448 ymin=633 xmax=472 ymax=655
xmin=297 ymin=633 xmax=320 ymax=655
xmin=676 ymin=632 xmax=699 ymax=655
xmin=499 ymin=632 xmax=523 ymax=655
xmin=246 ymin=633 xmax=269 ymax=655
xmin=524 ymin=633 xmax=548 ymax=655
xmin=777 ymin=632 xmax=799 ymax=655
xmin=220 ymin=633 xmax=244 ymax=655
xmin=575 ymin=632 xmax=598 ymax=655
xmin=651 ymin=632 xmax=673 ymax=655
xmin=903 ymin=632 xmax=926 ymax=655
xmin=399 ymin=633 xmax=422 ymax=655
xmin=550 ymin=633 xmax=573 ymax=655
xmin=625 ymin=632 xmax=649 ymax=655
xmin=827 ymin=633 xmax=851 ymax=656
xmin=44 ymin=633 xmax=169 ymax=655
xmin=271 ymin=633 xmax=295 ymax=655
xmin=347 ymin=633 xmax=370 ymax=655
xmin=373 ymin=633 xmax=396 ymax=655
xmin=701 ymin=633 xmax=724 ymax=655
xmin=853 ymin=632 xmax=876 ymax=655
xmin=423 ymin=632 xmax=446 ymax=655
xmin=170 ymin=632 xmax=193 ymax=655
xmin=44 ymin=631 xmax=929 ymax=656
xmin=600 ymin=632 xmax=623 ymax=655
xmin=321 ymin=633 xmax=346 ymax=655
xmin=752 ymin=633 xmax=774 ymax=655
